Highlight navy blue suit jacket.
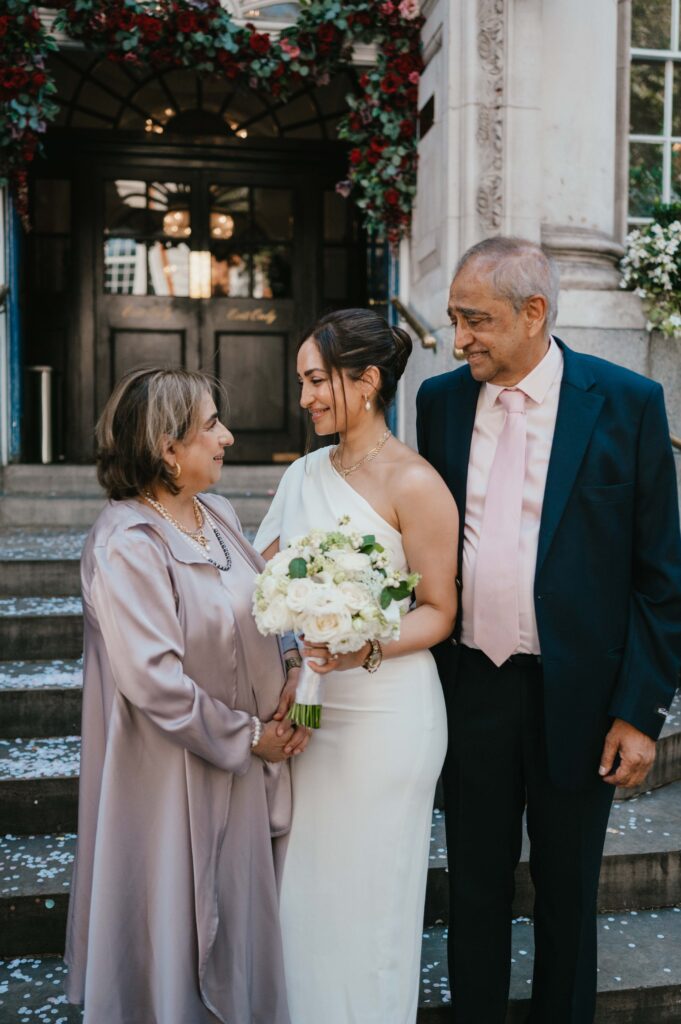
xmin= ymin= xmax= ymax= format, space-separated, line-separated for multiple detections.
xmin=416 ymin=338 xmax=681 ymax=790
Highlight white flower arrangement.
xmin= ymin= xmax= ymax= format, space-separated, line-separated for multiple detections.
xmin=621 ymin=218 xmax=681 ymax=337
xmin=252 ymin=516 xmax=421 ymax=728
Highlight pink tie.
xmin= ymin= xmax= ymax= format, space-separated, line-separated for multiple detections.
xmin=473 ymin=388 xmax=527 ymax=666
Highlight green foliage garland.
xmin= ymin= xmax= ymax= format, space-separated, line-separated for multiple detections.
xmin=0 ymin=0 xmax=423 ymax=241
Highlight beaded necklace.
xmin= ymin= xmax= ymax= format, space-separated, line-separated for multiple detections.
xmin=143 ymin=493 xmax=232 ymax=572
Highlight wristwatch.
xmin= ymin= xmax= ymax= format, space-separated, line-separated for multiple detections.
xmin=362 ymin=638 xmax=383 ymax=674
xmin=284 ymin=653 xmax=303 ymax=674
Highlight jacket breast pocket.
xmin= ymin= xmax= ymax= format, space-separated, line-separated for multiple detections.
xmin=580 ymin=481 xmax=635 ymax=504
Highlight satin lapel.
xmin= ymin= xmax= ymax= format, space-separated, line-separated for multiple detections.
xmin=444 ymin=369 xmax=480 ymax=515
xmin=536 ymin=346 xmax=604 ymax=574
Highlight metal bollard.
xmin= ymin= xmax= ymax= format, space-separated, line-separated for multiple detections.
xmin=25 ymin=365 xmax=54 ymax=464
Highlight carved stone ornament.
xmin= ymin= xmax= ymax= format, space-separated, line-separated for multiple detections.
xmin=476 ymin=0 xmax=505 ymax=232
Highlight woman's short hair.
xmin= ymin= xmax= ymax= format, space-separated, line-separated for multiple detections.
xmin=303 ymin=307 xmax=413 ymax=411
xmin=96 ymin=367 xmax=216 ymax=500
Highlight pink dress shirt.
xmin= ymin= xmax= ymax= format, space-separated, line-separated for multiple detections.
xmin=460 ymin=337 xmax=564 ymax=655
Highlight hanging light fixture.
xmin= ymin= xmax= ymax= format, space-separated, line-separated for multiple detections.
xmin=210 ymin=212 xmax=235 ymax=240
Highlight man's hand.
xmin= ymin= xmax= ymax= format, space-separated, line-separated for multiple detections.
xmin=599 ymin=718 xmax=656 ymax=788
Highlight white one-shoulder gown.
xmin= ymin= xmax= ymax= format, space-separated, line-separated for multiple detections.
xmin=254 ymin=447 xmax=447 ymax=1024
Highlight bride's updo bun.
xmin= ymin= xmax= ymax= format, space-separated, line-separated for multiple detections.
xmin=304 ymin=308 xmax=414 ymax=410
xmin=390 ymin=325 xmax=413 ymax=380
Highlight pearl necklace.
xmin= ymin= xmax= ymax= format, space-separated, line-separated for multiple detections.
xmin=332 ymin=428 xmax=392 ymax=479
xmin=143 ymin=493 xmax=232 ymax=571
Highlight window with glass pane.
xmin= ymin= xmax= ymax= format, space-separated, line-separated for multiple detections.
xmin=629 ymin=2 xmax=681 ymax=222
xmin=209 ymin=185 xmax=293 ymax=298
xmin=629 ymin=142 xmax=664 ymax=216
xmin=103 ymin=180 xmax=191 ymax=295
xmin=632 ymin=0 xmax=672 ymax=49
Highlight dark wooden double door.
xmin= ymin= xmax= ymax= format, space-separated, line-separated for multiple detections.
xmin=28 ymin=137 xmax=367 ymax=462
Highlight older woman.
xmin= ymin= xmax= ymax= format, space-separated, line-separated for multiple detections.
xmin=64 ymin=367 xmax=307 ymax=1024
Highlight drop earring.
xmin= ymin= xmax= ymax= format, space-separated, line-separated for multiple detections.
xmin=364 ymin=397 xmax=371 ymax=412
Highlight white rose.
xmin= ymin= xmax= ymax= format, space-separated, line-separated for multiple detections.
xmin=383 ymin=599 xmax=402 ymax=625
xmin=261 ymin=573 xmax=284 ymax=601
xmin=285 ymin=577 xmax=316 ymax=613
xmin=330 ymin=550 xmax=372 ymax=574
xmin=299 ymin=591 xmax=352 ymax=645
xmin=257 ymin=593 xmax=294 ymax=635
xmin=269 ymin=552 xmax=295 ymax=578
xmin=338 ymin=580 xmax=372 ymax=613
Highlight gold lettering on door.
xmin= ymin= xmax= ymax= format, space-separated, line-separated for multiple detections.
xmin=225 ymin=307 xmax=277 ymax=325
xmin=119 ymin=304 xmax=174 ymax=322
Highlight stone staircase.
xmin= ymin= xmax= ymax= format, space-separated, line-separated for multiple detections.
xmin=0 ymin=470 xmax=680 ymax=1022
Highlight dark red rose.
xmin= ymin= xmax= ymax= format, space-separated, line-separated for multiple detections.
xmin=395 ymin=53 xmax=415 ymax=75
xmin=348 ymin=112 xmax=362 ymax=131
xmin=317 ymin=23 xmax=337 ymax=44
xmin=115 ymin=9 xmax=135 ymax=31
xmin=349 ymin=148 xmax=363 ymax=165
xmin=0 ymin=15 xmax=10 ymax=37
xmin=24 ymin=11 xmax=41 ymax=33
xmin=393 ymin=92 xmax=408 ymax=109
xmin=400 ymin=118 xmax=415 ymax=138
xmin=137 ymin=14 xmax=163 ymax=43
xmin=32 ymin=70 xmax=46 ymax=88
xmin=359 ymin=73 xmax=369 ymax=89
xmin=385 ymin=188 xmax=400 ymax=205
xmin=367 ymin=151 xmax=379 ymax=165
xmin=249 ymin=31 xmax=271 ymax=55
xmin=380 ymin=72 xmax=401 ymax=94
xmin=273 ymin=61 xmax=285 ymax=78
xmin=370 ymin=137 xmax=386 ymax=153
xmin=177 ymin=11 xmax=199 ymax=33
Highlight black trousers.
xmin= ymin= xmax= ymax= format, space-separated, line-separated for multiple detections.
xmin=443 ymin=645 xmax=614 ymax=1024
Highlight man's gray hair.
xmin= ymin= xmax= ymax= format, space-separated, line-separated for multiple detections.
xmin=454 ymin=236 xmax=560 ymax=331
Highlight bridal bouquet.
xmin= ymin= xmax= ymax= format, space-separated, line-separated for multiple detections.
xmin=252 ymin=516 xmax=420 ymax=728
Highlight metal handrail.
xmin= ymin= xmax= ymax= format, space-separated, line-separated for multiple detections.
xmin=671 ymin=434 xmax=681 ymax=451
xmin=390 ymin=297 xmax=437 ymax=351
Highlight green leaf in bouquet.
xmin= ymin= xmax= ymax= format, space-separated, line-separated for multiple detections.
xmin=288 ymin=557 xmax=308 ymax=579
xmin=381 ymin=581 xmax=413 ymax=606
xmin=360 ymin=535 xmax=382 ymax=553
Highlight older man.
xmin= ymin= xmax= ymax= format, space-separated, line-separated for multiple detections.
xmin=416 ymin=237 xmax=681 ymax=1023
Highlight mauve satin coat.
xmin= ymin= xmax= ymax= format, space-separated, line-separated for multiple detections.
xmin=64 ymin=493 xmax=292 ymax=1024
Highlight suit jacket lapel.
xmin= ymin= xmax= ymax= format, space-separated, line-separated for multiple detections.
xmin=536 ymin=343 xmax=604 ymax=574
xmin=445 ymin=368 xmax=480 ymax=518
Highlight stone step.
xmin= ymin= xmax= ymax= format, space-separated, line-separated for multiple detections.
xmin=0 ymin=599 xmax=82 ymax=661
xmin=426 ymin=780 xmax=681 ymax=922
xmin=0 ymin=833 xmax=74 ymax=956
xmin=2 ymin=779 xmax=679 ymax=956
xmin=417 ymin=909 xmax=681 ymax=1022
xmin=0 ymin=530 xmax=86 ymax=597
xmin=0 ymin=662 xmax=83 ymax=739
xmin=0 ymin=463 xmax=287 ymax=496
xmin=1 ymin=910 xmax=680 ymax=1023
xmin=0 ymin=738 xmax=80 ymax=834
xmin=0 ymin=492 xmax=274 ymax=529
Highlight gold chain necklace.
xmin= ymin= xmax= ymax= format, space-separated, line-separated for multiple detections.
xmin=332 ymin=428 xmax=392 ymax=479
xmin=142 ymin=493 xmax=232 ymax=571
xmin=143 ymin=493 xmax=208 ymax=548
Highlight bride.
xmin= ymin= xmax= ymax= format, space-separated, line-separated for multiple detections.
xmin=254 ymin=307 xmax=458 ymax=1024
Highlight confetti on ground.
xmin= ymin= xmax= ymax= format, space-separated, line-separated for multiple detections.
xmin=0 ymin=661 xmax=83 ymax=692
xmin=0 ymin=738 xmax=80 ymax=781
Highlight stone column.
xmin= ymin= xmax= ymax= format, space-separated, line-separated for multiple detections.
xmin=539 ymin=0 xmax=623 ymax=289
